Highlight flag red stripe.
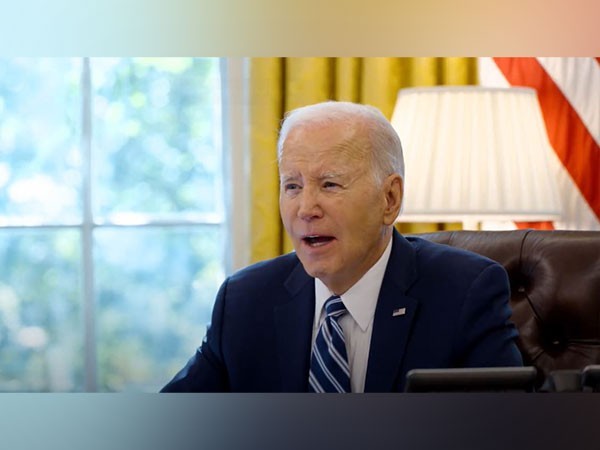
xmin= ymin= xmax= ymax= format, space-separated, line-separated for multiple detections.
xmin=493 ymin=57 xmax=600 ymax=221
xmin=515 ymin=221 xmax=554 ymax=230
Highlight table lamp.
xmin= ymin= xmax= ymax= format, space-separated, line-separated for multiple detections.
xmin=390 ymin=86 xmax=562 ymax=230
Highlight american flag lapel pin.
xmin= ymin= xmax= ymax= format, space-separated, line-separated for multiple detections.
xmin=392 ymin=307 xmax=406 ymax=317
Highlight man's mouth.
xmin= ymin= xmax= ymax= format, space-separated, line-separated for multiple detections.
xmin=302 ymin=235 xmax=335 ymax=247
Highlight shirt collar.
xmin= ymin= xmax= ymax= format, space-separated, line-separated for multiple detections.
xmin=315 ymin=237 xmax=393 ymax=331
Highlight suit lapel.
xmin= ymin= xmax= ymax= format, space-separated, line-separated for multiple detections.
xmin=273 ymin=260 xmax=315 ymax=392
xmin=272 ymin=231 xmax=420 ymax=392
xmin=365 ymin=231 xmax=420 ymax=392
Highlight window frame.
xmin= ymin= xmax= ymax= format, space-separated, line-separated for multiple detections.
xmin=0 ymin=57 xmax=242 ymax=391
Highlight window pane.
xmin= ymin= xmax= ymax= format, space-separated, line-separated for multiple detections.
xmin=0 ymin=229 xmax=83 ymax=391
xmin=91 ymin=58 xmax=223 ymax=220
xmin=0 ymin=58 xmax=228 ymax=392
xmin=0 ymin=58 xmax=82 ymax=225
xmin=94 ymin=226 xmax=224 ymax=392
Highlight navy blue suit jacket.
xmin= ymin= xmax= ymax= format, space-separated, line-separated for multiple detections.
xmin=162 ymin=230 xmax=522 ymax=392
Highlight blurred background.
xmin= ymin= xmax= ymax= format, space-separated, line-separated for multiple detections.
xmin=0 ymin=58 xmax=225 ymax=391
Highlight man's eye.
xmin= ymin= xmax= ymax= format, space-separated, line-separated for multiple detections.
xmin=323 ymin=181 xmax=339 ymax=189
xmin=285 ymin=183 xmax=300 ymax=191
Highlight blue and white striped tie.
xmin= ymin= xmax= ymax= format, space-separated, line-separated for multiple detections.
xmin=308 ymin=295 xmax=351 ymax=393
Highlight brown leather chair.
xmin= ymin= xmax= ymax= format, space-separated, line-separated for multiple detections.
xmin=414 ymin=229 xmax=600 ymax=388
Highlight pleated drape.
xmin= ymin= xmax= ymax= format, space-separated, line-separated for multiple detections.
xmin=249 ymin=57 xmax=477 ymax=263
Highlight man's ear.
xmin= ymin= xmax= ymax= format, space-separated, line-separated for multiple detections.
xmin=382 ymin=174 xmax=403 ymax=226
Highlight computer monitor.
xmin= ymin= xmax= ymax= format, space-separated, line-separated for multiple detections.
xmin=404 ymin=366 xmax=538 ymax=392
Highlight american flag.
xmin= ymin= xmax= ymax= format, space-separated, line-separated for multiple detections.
xmin=479 ymin=57 xmax=599 ymax=231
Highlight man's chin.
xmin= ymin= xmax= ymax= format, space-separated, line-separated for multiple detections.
xmin=298 ymin=260 xmax=330 ymax=281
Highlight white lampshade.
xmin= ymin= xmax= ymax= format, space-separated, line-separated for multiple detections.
xmin=391 ymin=86 xmax=562 ymax=223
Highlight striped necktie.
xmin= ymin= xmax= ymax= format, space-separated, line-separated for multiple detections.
xmin=308 ymin=295 xmax=351 ymax=393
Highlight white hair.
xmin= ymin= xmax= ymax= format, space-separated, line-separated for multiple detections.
xmin=277 ymin=101 xmax=404 ymax=185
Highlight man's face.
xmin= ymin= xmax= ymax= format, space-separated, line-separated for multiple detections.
xmin=279 ymin=120 xmax=401 ymax=294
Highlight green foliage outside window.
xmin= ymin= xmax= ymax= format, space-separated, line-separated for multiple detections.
xmin=0 ymin=58 xmax=225 ymax=391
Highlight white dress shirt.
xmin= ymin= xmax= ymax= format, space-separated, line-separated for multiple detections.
xmin=311 ymin=237 xmax=393 ymax=393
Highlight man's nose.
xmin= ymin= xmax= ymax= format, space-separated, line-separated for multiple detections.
xmin=297 ymin=188 xmax=323 ymax=220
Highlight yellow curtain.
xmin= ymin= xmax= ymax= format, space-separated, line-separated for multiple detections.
xmin=249 ymin=57 xmax=477 ymax=263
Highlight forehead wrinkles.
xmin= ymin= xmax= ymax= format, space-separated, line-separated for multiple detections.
xmin=282 ymin=121 xmax=372 ymax=163
xmin=333 ymin=133 xmax=371 ymax=163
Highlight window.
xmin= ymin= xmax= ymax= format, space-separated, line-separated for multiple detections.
xmin=0 ymin=58 xmax=227 ymax=392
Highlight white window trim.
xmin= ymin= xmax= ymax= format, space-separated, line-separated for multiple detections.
xmin=221 ymin=57 xmax=250 ymax=273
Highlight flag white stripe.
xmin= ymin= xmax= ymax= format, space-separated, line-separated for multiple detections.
xmin=534 ymin=57 xmax=600 ymax=230
xmin=538 ymin=57 xmax=600 ymax=147
xmin=478 ymin=57 xmax=510 ymax=87
xmin=553 ymin=156 xmax=600 ymax=230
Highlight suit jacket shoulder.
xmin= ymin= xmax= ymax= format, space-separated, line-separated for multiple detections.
xmin=378 ymin=233 xmax=522 ymax=391
xmin=225 ymin=252 xmax=303 ymax=297
xmin=161 ymin=251 xmax=315 ymax=392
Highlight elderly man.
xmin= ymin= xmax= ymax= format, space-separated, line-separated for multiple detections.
xmin=162 ymin=101 xmax=522 ymax=393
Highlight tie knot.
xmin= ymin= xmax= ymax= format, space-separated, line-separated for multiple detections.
xmin=324 ymin=295 xmax=347 ymax=318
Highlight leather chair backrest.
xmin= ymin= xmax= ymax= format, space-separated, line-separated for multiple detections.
xmin=414 ymin=229 xmax=600 ymax=386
